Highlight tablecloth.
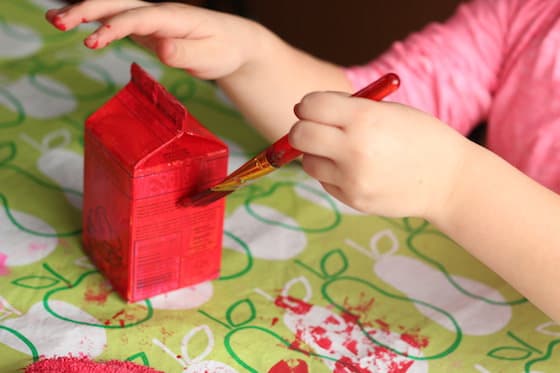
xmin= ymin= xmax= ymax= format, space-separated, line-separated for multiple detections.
xmin=0 ymin=1 xmax=558 ymax=372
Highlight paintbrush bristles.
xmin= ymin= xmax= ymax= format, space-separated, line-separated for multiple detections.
xmin=179 ymin=151 xmax=275 ymax=207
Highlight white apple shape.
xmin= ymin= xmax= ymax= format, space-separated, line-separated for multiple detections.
xmin=0 ymin=22 xmax=42 ymax=59
xmin=1 ymin=76 xmax=75 ymax=118
xmin=0 ymin=301 xmax=106 ymax=358
xmin=273 ymin=276 xmax=428 ymax=372
xmin=153 ymin=325 xmax=238 ymax=372
xmin=224 ymin=205 xmax=306 ymax=260
xmin=80 ymin=48 xmax=162 ymax=86
xmin=147 ymin=282 xmax=213 ymax=310
xmin=29 ymin=0 xmax=66 ymax=10
xmin=347 ymin=229 xmax=512 ymax=335
xmin=20 ymin=130 xmax=83 ymax=209
xmin=0 ymin=209 xmax=57 ymax=266
xmin=0 ymin=296 xmax=21 ymax=321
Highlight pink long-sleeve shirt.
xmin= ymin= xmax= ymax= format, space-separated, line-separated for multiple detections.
xmin=345 ymin=0 xmax=560 ymax=193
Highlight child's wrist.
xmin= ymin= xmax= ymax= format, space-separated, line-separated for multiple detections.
xmin=424 ymin=136 xmax=477 ymax=227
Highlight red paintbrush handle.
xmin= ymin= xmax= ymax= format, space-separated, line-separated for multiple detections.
xmin=266 ymin=73 xmax=400 ymax=168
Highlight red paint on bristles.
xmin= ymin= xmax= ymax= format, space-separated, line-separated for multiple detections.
xmin=25 ymin=356 xmax=163 ymax=373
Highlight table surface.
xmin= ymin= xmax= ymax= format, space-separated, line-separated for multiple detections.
xmin=0 ymin=1 xmax=557 ymax=372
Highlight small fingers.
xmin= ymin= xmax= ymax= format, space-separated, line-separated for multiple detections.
xmin=294 ymin=91 xmax=352 ymax=127
xmin=83 ymin=4 xmax=207 ymax=50
xmin=300 ymin=154 xmax=340 ymax=185
xmin=46 ymin=0 xmax=147 ymax=32
xmin=294 ymin=90 xmax=385 ymax=130
xmin=288 ymin=120 xmax=345 ymax=159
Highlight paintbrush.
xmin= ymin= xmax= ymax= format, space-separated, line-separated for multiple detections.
xmin=178 ymin=73 xmax=400 ymax=207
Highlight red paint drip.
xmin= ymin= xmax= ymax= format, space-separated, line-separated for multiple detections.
xmin=375 ymin=319 xmax=391 ymax=334
xmin=105 ymin=24 xmax=112 ymax=29
xmin=268 ymin=359 xmax=309 ymax=373
xmin=333 ymin=357 xmax=370 ymax=373
xmin=271 ymin=317 xmax=279 ymax=326
xmin=325 ymin=315 xmax=341 ymax=325
xmin=401 ymin=333 xmax=429 ymax=349
xmin=84 ymin=286 xmax=111 ymax=305
xmin=81 ymin=18 xmax=88 ymax=23
xmin=340 ymin=311 xmax=359 ymax=325
xmin=274 ymin=296 xmax=312 ymax=315
xmin=25 ymin=356 xmax=163 ymax=372
xmin=343 ymin=339 xmax=358 ymax=355
xmin=119 ymin=320 xmax=125 ymax=328
xmin=310 ymin=326 xmax=332 ymax=350
xmin=112 ymin=310 xmax=125 ymax=319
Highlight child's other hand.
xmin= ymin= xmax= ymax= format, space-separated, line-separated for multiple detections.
xmin=45 ymin=0 xmax=264 ymax=80
xmin=291 ymin=92 xmax=470 ymax=220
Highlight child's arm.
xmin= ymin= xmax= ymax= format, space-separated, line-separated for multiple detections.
xmin=45 ymin=0 xmax=352 ymax=141
xmin=434 ymin=142 xmax=560 ymax=323
xmin=291 ymin=91 xmax=560 ymax=323
xmin=345 ymin=0 xmax=510 ymax=136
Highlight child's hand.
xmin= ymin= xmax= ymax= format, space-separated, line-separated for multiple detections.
xmin=45 ymin=0 xmax=264 ymax=80
xmin=291 ymin=92 xmax=470 ymax=219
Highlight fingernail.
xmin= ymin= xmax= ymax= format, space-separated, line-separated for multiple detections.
xmin=293 ymin=103 xmax=301 ymax=115
xmin=84 ymin=34 xmax=99 ymax=49
xmin=52 ymin=15 xmax=67 ymax=31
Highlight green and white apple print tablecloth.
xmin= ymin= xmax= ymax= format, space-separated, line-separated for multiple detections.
xmin=0 ymin=1 xmax=558 ymax=372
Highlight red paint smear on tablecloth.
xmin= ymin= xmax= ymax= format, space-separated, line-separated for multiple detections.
xmin=274 ymin=296 xmax=312 ymax=315
xmin=342 ymin=293 xmax=375 ymax=316
xmin=334 ymin=347 xmax=414 ymax=373
xmin=0 ymin=253 xmax=9 ymax=276
xmin=25 ymin=356 xmax=163 ymax=373
xmin=268 ymin=359 xmax=309 ymax=373
xmin=375 ymin=319 xmax=391 ymax=334
xmin=84 ymin=282 xmax=112 ymax=305
xmin=309 ymin=326 xmax=332 ymax=350
xmin=401 ymin=333 xmax=429 ymax=349
xmin=342 ymin=339 xmax=358 ymax=355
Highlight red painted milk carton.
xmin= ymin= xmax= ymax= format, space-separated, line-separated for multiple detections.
xmin=83 ymin=63 xmax=228 ymax=302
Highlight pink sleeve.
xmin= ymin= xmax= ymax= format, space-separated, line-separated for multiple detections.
xmin=345 ymin=0 xmax=512 ymax=135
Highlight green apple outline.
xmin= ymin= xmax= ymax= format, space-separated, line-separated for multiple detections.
xmin=0 ymin=324 xmax=39 ymax=362
xmin=0 ymin=86 xmax=25 ymax=128
xmin=524 ymin=339 xmax=560 ymax=373
xmin=126 ymin=351 xmax=151 ymax=366
xmin=218 ymin=230 xmax=253 ymax=281
xmin=0 ymin=141 xmax=81 ymax=237
xmin=244 ymin=181 xmax=341 ymax=233
xmin=4 ymin=4 xmax=79 ymax=42
xmin=42 ymin=270 xmax=154 ymax=329
xmin=402 ymin=218 xmax=527 ymax=306
xmin=29 ymin=59 xmax=115 ymax=100
xmin=296 ymin=248 xmax=463 ymax=360
xmin=198 ymin=298 xmax=342 ymax=373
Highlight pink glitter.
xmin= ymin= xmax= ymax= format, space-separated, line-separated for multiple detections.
xmin=0 ymin=253 xmax=9 ymax=276
xmin=25 ymin=356 xmax=163 ymax=373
